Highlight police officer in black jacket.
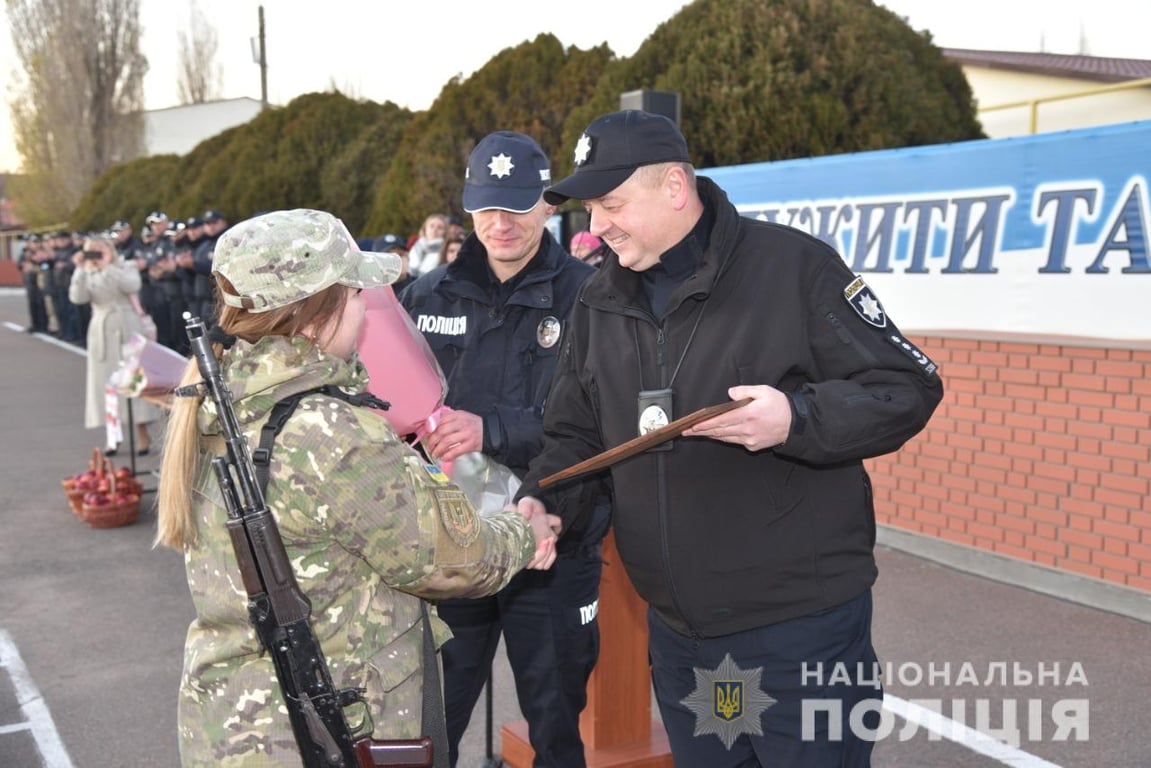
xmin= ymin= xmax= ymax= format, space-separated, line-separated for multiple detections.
xmin=400 ymin=131 xmax=607 ymax=767
xmin=517 ymin=111 xmax=945 ymax=768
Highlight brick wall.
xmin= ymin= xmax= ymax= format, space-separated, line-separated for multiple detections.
xmin=867 ymin=335 xmax=1151 ymax=593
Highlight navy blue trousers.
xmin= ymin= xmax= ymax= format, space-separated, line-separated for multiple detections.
xmin=438 ymin=550 xmax=602 ymax=767
xmin=649 ymin=591 xmax=882 ymax=768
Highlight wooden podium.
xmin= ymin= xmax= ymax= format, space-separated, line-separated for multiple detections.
xmin=500 ymin=532 xmax=674 ymax=767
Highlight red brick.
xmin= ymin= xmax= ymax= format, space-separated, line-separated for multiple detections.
xmin=994 ymin=542 xmax=1037 ymax=562
xmin=1060 ymin=529 xmax=1103 ymax=549
xmin=1065 ymin=346 xmax=1107 ymax=359
xmin=1031 ymin=356 xmax=1073 ymax=372
xmin=1034 ymin=432 xmax=1078 ymax=451
xmin=1095 ymin=360 xmax=1146 ymax=378
xmin=1063 ymin=373 xmax=1108 ymax=391
xmin=1069 ymin=390 xmax=1115 ymax=409
xmin=1005 ymin=413 xmax=1045 ymax=431
xmin=1025 ymin=535 xmax=1067 ymax=557
xmin=1061 ymin=560 xmax=1105 ymax=579
xmin=1095 ymin=487 xmax=1145 ymax=510
xmin=1094 ymin=519 xmax=1141 ymax=542
xmin=1035 ymin=401 xmax=1078 ymax=419
xmin=1062 ymin=497 xmax=1105 ymax=518
xmin=1092 ymin=551 xmax=1140 ymax=575
xmin=1067 ymin=421 xmax=1113 ymax=440
xmin=1099 ymin=473 xmax=1150 ymax=496
xmin=1033 ymin=462 xmax=1076 ymax=482
xmin=1004 ymin=383 xmax=1047 ymax=400
xmin=1102 ymin=410 xmax=1151 ymax=429
xmin=1100 ymin=441 xmax=1151 ymax=462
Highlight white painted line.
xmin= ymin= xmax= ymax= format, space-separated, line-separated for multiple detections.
xmin=0 ymin=629 xmax=75 ymax=768
xmin=1 ymin=322 xmax=86 ymax=357
xmin=884 ymin=693 xmax=1062 ymax=767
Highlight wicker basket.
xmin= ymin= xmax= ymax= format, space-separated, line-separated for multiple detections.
xmin=80 ymin=464 xmax=141 ymax=528
xmin=63 ymin=448 xmax=107 ymax=516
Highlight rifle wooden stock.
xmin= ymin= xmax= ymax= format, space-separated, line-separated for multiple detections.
xmin=353 ymin=736 xmax=434 ymax=767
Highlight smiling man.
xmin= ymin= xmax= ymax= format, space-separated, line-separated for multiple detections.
xmin=398 ymin=130 xmax=608 ymax=767
xmin=516 ymin=110 xmax=944 ymax=767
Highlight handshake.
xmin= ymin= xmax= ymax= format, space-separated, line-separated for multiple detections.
xmin=515 ymin=496 xmax=562 ymax=570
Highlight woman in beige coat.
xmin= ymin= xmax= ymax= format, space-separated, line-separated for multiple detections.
xmin=68 ymin=235 xmax=158 ymax=454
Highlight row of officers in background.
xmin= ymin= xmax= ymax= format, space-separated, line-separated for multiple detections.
xmin=16 ymin=210 xmax=230 ymax=354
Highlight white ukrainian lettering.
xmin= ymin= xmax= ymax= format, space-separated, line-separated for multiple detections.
xmin=827 ymin=662 xmax=853 ymax=686
xmin=954 ymin=662 xmax=979 ymax=686
xmin=1051 ymin=699 xmax=1090 ymax=741
xmin=1036 ymin=662 xmax=1060 ymax=686
xmin=578 ymin=599 xmax=599 ymax=625
xmin=899 ymin=700 xmax=946 ymax=742
xmin=983 ymin=662 xmax=1008 ymax=686
xmin=857 ymin=662 xmax=882 ymax=687
xmin=973 ymin=698 xmax=1021 ymax=748
xmin=801 ymin=700 xmax=842 ymax=741
xmin=1011 ymin=662 xmax=1033 ymax=687
xmin=416 ymin=315 xmax=467 ymax=335
xmin=927 ymin=662 xmax=950 ymax=687
xmin=801 ymin=662 xmax=824 ymax=687
xmin=848 ymin=699 xmax=894 ymax=742
xmin=897 ymin=662 xmax=923 ymax=687
xmin=1065 ymin=662 xmax=1089 ymax=686
xmin=1026 ymin=698 xmax=1044 ymax=742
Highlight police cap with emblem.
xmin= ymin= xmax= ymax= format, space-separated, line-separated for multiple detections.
xmin=544 ymin=110 xmax=690 ymax=205
xmin=463 ymin=131 xmax=551 ymax=214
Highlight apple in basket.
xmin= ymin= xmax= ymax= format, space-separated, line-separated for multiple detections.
xmin=116 ymin=490 xmax=141 ymax=508
xmin=83 ymin=490 xmax=111 ymax=508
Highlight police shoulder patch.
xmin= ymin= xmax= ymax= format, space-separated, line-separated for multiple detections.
xmin=431 ymin=487 xmax=479 ymax=547
xmin=843 ymin=276 xmax=887 ymax=328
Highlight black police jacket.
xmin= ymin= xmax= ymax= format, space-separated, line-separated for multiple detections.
xmin=520 ymin=177 xmax=944 ymax=638
xmin=399 ymin=229 xmax=595 ymax=479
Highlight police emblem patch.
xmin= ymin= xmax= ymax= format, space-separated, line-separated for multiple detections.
xmin=537 ymin=316 xmax=561 ymax=349
xmin=638 ymin=404 xmax=669 ymax=436
xmin=680 ymin=653 xmax=777 ymax=749
xmin=432 ymin=488 xmax=479 ymax=547
xmin=843 ymin=276 xmax=887 ymax=328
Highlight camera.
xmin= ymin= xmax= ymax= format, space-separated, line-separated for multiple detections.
xmin=83 ymin=250 xmax=103 ymax=260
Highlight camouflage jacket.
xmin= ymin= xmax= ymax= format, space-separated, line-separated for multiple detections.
xmin=178 ymin=335 xmax=534 ymax=767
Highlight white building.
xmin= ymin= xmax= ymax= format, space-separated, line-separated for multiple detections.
xmin=143 ymin=97 xmax=265 ymax=157
xmin=943 ymin=49 xmax=1151 ymax=138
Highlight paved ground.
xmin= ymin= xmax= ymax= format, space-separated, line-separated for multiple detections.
xmin=1 ymin=288 xmax=1149 ymax=767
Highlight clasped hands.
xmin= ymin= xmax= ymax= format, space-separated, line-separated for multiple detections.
xmin=515 ymin=496 xmax=563 ymax=571
xmin=424 ymin=410 xmax=561 ymax=570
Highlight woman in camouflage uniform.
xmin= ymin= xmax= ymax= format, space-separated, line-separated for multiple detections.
xmin=156 ymin=208 xmax=557 ymax=767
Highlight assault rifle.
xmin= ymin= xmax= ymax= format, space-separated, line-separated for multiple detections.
xmin=183 ymin=315 xmax=434 ymax=768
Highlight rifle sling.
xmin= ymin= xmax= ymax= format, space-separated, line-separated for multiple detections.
xmin=253 ymin=386 xmax=448 ymax=768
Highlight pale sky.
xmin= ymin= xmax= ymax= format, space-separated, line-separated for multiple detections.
xmin=1 ymin=0 xmax=1148 ymax=174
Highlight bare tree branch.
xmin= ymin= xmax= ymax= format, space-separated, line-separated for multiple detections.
xmin=177 ymin=0 xmax=222 ymax=104
xmin=7 ymin=0 xmax=148 ymax=223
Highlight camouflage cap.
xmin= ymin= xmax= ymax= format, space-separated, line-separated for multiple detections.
xmin=213 ymin=209 xmax=403 ymax=313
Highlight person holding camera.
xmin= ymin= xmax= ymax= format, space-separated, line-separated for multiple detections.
xmin=68 ymin=235 xmax=159 ymax=455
